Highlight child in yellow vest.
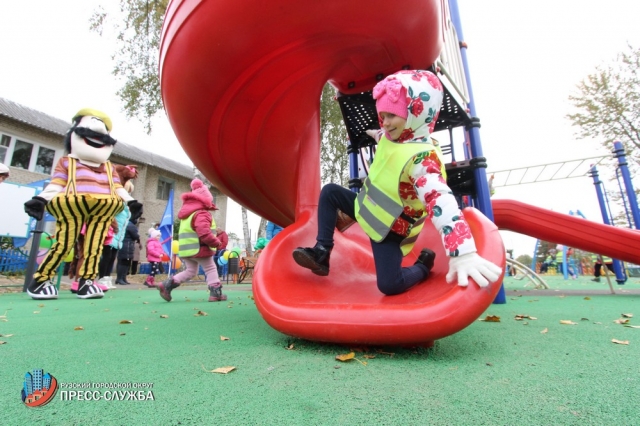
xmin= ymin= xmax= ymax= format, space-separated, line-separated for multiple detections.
xmin=293 ymin=70 xmax=501 ymax=295
xmin=157 ymin=179 xmax=224 ymax=302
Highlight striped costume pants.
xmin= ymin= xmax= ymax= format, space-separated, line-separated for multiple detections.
xmin=34 ymin=195 xmax=123 ymax=283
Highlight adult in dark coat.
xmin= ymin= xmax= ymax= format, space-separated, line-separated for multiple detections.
xmin=116 ymin=219 xmax=140 ymax=285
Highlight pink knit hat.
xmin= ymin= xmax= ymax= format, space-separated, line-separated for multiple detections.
xmin=190 ymin=178 xmax=216 ymax=208
xmin=372 ymin=77 xmax=408 ymax=119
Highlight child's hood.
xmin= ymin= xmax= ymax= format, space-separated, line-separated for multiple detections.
xmin=178 ymin=194 xmax=214 ymax=220
xmin=388 ymin=70 xmax=444 ymax=143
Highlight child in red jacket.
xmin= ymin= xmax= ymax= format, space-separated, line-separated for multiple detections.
xmin=145 ymin=230 xmax=164 ymax=287
xmin=157 ymin=179 xmax=224 ymax=302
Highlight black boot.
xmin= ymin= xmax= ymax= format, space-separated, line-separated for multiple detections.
xmin=292 ymin=243 xmax=331 ymax=276
xmin=115 ymin=264 xmax=129 ymax=285
xmin=208 ymin=285 xmax=227 ymax=302
xmin=157 ymin=277 xmax=180 ymax=302
xmin=415 ymin=248 xmax=436 ymax=272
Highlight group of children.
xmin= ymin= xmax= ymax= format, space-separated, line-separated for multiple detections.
xmin=64 ymin=177 xmax=227 ymax=302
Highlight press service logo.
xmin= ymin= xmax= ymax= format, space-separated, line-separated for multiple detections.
xmin=21 ymin=369 xmax=58 ymax=407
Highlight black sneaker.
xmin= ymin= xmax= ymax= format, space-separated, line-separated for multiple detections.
xmin=415 ymin=248 xmax=436 ymax=271
xmin=157 ymin=278 xmax=180 ymax=302
xmin=591 ymin=277 xmax=601 ymax=283
xmin=77 ymin=278 xmax=104 ymax=299
xmin=27 ymin=279 xmax=58 ymax=300
xmin=292 ymin=244 xmax=331 ymax=276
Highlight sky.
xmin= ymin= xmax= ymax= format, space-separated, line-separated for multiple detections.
xmin=0 ymin=0 xmax=639 ymax=257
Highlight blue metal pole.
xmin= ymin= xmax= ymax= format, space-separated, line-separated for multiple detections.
xmin=615 ymin=169 xmax=633 ymax=228
xmin=531 ymin=239 xmax=539 ymax=272
xmin=449 ymin=0 xmax=505 ymax=303
xmin=613 ymin=141 xmax=640 ymax=229
xmin=348 ymin=146 xmax=360 ymax=193
xmin=588 ymin=166 xmax=626 ymax=284
xmin=589 ymin=166 xmax=609 ymax=227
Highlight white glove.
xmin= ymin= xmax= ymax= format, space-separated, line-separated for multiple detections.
xmin=365 ymin=129 xmax=383 ymax=143
xmin=446 ymin=252 xmax=503 ymax=288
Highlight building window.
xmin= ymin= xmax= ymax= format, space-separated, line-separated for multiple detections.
xmin=0 ymin=133 xmax=61 ymax=174
xmin=157 ymin=177 xmax=174 ymax=200
xmin=0 ymin=134 xmax=10 ymax=164
xmin=11 ymin=140 xmax=34 ymax=170
xmin=35 ymin=146 xmax=56 ymax=174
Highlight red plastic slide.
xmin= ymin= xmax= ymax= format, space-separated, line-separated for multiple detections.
xmin=159 ymin=0 xmax=506 ymax=345
xmin=492 ymin=199 xmax=640 ymax=265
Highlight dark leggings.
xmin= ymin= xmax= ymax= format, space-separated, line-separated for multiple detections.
xmin=99 ymin=246 xmax=118 ymax=278
xmin=149 ymin=261 xmax=160 ymax=277
xmin=316 ymin=183 xmax=429 ymax=296
xmin=130 ymin=261 xmax=139 ymax=275
xmin=594 ymin=262 xmax=614 ymax=278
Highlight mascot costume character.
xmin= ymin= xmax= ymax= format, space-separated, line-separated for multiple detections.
xmin=24 ymin=109 xmax=143 ymax=300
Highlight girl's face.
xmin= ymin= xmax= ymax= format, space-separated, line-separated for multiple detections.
xmin=379 ymin=112 xmax=407 ymax=141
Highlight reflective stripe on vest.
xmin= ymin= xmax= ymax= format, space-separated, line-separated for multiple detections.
xmin=354 ymin=136 xmax=445 ymax=255
xmin=178 ymin=211 xmax=217 ymax=257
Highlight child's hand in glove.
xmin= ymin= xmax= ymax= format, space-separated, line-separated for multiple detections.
xmin=446 ymin=252 xmax=503 ymax=287
xmin=365 ymin=129 xmax=383 ymax=143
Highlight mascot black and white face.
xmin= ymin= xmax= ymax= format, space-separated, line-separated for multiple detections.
xmin=68 ymin=112 xmax=117 ymax=165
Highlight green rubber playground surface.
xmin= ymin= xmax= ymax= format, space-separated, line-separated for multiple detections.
xmin=1 ymin=277 xmax=639 ymax=425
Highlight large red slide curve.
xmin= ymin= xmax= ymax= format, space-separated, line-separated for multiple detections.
xmin=159 ymin=0 xmax=508 ymax=345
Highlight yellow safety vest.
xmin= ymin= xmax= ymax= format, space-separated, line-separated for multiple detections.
xmin=354 ymin=136 xmax=446 ymax=255
xmin=592 ymin=254 xmax=612 ymax=263
xmin=178 ymin=211 xmax=216 ymax=257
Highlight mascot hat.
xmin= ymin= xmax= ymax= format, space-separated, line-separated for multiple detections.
xmin=72 ymin=108 xmax=113 ymax=132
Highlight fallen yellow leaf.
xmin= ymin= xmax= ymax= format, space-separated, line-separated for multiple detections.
xmin=363 ymin=354 xmax=376 ymax=359
xmin=38 ymin=304 xmax=45 ymax=307
xmin=614 ymin=319 xmax=630 ymax=324
xmin=220 ymin=336 xmax=230 ymax=341
xmin=612 ymin=339 xmax=629 ymax=345
xmin=160 ymin=315 xmax=169 ymax=319
xmin=624 ymin=325 xmax=640 ymax=329
xmin=194 ymin=311 xmax=208 ymax=317
xmin=202 ymin=365 xmax=236 ymax=374
xmin=33 ymin=311 xmax=40 ymax=314
xmin=560 ymin=320 xmax=577 ymax=325
xmin=335 ymin=352 xmax=356 ymax=362
xmin=515 ymin=314 xmax=537 ymax=321
xmin=119 ymin=320 xmax=133 ymax=324
xmin=480 ymin=315 xmax=501 ymax=322
xmin=621 ymin=313 xmax=633 ymax=318
xmin=74 ymin=326 xmax=84 ymax=331
xmin=540 ymin=328 xmax=548 ymax=334
xmin=584 ymin=297 xmax=591 ymax=300
xmin=0 ymin=334 xmax=13 ymax=337
xmin=0 ymin=341 xmax=6 ymax=345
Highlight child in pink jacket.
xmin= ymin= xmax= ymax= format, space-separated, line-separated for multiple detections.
xmin=157 ymin=178 xmax=224 ymax=302
xmin=145 ymin=230 xmax=164 ymax=287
